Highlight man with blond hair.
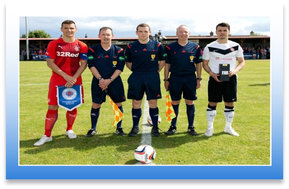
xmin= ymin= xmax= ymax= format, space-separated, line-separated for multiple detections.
xmin=164 ymin=25 xmax=202 ymax=136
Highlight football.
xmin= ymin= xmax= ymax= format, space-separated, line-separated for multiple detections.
xmin=134 ymin=145 xmax=156 ymax=164
xmin=147 ymin=115 xmax=161 ymax=126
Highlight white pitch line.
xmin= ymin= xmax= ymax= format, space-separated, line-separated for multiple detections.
xmin=135 ymin=95 xmax=155 ymax=166
xmin=133 ymin=96 xmax=157 ymax=166
xmin=140 ymin=96 xmax=152 ymax=146
xmin=20 ymin=81 xmax=92 ymax=86
xmin=20 ymin=83 xmax=47 ymax=86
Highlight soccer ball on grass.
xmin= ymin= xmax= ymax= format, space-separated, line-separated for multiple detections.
xmin=134 ymin=145 xmax=156 ymax=164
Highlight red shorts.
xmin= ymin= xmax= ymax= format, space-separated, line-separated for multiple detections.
xmin=47 ymin=75 xmax=84 ymax=105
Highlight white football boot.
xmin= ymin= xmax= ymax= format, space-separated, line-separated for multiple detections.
xmin=204 ymin=127 xmax=214 ymax=137
xmin=34 ymin=135 xmax=52 ymax=146
xmin=224 ymin=127 xmax=239 ymax=136
xmin=66 ymin=130 xmax=77 ymax=139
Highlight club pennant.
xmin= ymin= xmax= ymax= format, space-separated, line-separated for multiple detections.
xmin=107 ymin=95 xmax=123 ymax=127
xmin=57 ymin=85 xmax=82 ymax=111
xmin=165 ymin=91 xmax=176 ymax=123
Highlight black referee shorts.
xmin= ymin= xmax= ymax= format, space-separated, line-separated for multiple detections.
xmin=127 ymin=72 xmax=162 ymax=100
xmin=169 ymin=73 xmax=197 ymax=101
xmin=91 ymin=76 xmax=126 ymax=104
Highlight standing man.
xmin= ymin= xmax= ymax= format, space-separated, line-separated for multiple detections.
xmin=34 ymin=20 xmax=88 ymax=146
xmin=202 ymin=22 xmax=245 ymax=137
xmin=85 ymin=27 xmax=126 ymax=137
xmin=164 ymin=25 xmax=202 ymax=136
xmin=125 ymin=23 xmax=166 ymax=137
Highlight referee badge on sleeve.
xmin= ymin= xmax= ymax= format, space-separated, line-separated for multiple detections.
xmin=57 ymin=85 xmax=83 ymax=111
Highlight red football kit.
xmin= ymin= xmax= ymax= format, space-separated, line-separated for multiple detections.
xmin=41 ymin=38 xmax=87 ymax=137
xmin=45 ymin=38 xmax=88 ymax=105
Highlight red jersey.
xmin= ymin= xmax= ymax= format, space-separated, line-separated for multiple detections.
xmin=45 ymin=38 xmax=88 ymax=85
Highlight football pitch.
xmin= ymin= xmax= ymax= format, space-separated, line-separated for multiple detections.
xmin=19 ymin=59 xmax=270 ymax=165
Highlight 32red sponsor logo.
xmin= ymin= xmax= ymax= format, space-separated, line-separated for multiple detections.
xmin=56 ymin=51 xmax=79 ymax=57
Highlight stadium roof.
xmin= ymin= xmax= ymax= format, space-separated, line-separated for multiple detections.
xmin=19 ymin=35 xmax=270 ymax=41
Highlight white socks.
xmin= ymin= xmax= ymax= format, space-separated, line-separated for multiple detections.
xmin=206 ymin=105 xmax=217 ymax=129
xmin=224 ymin=106 xmax=234 ymax=128
xmin=206 ymin=105 xmax=235 ymax=129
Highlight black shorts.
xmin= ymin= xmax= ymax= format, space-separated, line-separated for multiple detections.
xmin=91 ymin=76 xmax=126 ymax=104
xmin=208 ymin=75 xmax=237 ymax=102
xmin=169 ymin=73 xmax=197 ymax=101
xmin=127 ymin=72 xmax=161 ymax=100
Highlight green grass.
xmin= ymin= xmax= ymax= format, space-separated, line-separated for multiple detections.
xmin=19 ymin=59 xmax=270 ymax=165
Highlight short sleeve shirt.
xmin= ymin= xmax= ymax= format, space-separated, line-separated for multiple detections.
xmin=202 ymin=40 xmax=243 ymax=73
xmin=125 ymin=39 xmax=166 ymax=72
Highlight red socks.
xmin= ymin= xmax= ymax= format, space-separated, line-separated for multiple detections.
xmin=44 ymin=109 xmax=77 ymax=137
xmin=66 ymin=109 xmax=77 ymax=131
xmin=44 ymin=109 xmax=58 ymax=137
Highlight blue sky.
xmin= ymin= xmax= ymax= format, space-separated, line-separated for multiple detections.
xmin=19 ymin=16 xmax=270 ymax=38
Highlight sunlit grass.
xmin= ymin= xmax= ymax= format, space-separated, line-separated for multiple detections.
xmin=19 ymin=60 xmax=270 ymax=165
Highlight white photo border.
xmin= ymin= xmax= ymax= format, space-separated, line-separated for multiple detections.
xmin=6 ymin=1 xmax=283 ymax=179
